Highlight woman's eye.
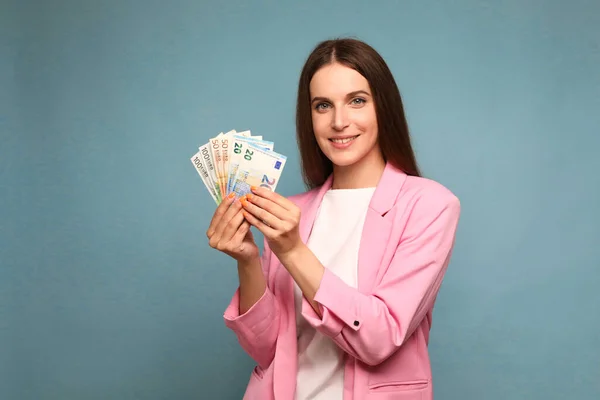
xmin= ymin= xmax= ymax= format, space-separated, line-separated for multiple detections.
xmin=315 ymin=103 xmax=329 ymax=110
xmin=351 ymin=98 xmax=366 ymax=105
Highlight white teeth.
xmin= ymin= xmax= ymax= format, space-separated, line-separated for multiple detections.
xmin=331 ymin=135 xmax=358 ymax=144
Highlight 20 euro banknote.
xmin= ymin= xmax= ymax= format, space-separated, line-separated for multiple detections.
xmin=230 ymin=143 xmax=286 ymax=197
xmin=227 ymin=135 xmax=274 ymax=195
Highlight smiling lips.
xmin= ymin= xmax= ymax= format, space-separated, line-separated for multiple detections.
xmin=329 ymin=135 xmax=360 ymax=148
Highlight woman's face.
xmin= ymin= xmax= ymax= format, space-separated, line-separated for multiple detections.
xmin=309 ymin=62 xmax=382 ymax=171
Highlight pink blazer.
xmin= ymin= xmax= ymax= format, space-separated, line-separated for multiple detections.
xmin=223 ymin=163 xmax=461 ymax=400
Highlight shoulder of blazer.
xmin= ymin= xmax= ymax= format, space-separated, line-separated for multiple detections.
xmin=373 ymin=165 xmax=460 ymax=224
xmin=283 ymin=165 xmax=460 ymax=218
xmin=381 ymin=174 xmax=461 ymax=236
xmin=397 ymin=175 xmax=460 ymax=211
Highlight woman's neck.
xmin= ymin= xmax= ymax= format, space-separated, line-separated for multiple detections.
xmin=331 ymin=151 xmax=386 ymax=190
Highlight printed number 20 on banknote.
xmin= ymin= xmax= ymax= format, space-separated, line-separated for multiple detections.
xmin=232 ymin=143 xmax=286 ymax=197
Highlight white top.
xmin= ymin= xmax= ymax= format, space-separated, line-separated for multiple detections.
xmin=294 ymin=187 xmax=375 ymax=400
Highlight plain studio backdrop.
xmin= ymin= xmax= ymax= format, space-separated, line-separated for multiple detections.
xmin=1 ymin=1 xmax=599 ymax=399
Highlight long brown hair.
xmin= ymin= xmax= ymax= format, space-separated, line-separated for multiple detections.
xmin=296 ymin=38 xmax=421 ymax=189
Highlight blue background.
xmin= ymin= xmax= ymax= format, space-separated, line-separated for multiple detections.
xmin=2 ymin=0 xmax=599 ymax=399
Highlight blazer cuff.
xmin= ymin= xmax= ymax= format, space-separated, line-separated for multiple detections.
xmin=223 ymin=287 xmax=276 ymax=338
xmin=301 ymin=268 xmax=361 ymax=337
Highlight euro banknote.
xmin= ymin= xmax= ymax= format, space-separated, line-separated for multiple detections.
xmin=227 ymin=136 xmax=274 ymax=194
xmin=229 ymin=142 xmax=287 ymax=198
xmin=190 ymin=129 xmax=286 ymax=205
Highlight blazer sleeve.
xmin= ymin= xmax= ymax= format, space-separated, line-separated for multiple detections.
xmin=223 ymin=237 xmax=280 ymax=370
xmin=300 ymin=192 xmax=461 ymax=366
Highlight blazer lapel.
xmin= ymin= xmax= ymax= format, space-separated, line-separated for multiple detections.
xmin=276 ymin=164 xmax=406 ymax=297
xmin=357 ymin=163 xmax=407 ymax=293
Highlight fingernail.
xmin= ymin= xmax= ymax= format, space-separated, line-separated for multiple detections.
xmin=246 ymin=194 xmax=253 ymax=201
xmin=250 ymin=186 xmax=257 ymax=192
xmin=228 ymin=192 xmax=235 ymax=199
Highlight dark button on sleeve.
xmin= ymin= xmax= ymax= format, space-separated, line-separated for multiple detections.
xmin=353 ymin=320 xmax=360 ymax=327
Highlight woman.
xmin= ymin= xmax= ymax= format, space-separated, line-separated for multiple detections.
xmin=206 ymin=38 xmax=461 ymax=400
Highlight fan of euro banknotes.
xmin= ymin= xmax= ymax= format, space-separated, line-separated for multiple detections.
xmin=190 ymin=129 xmax=287 ymax=205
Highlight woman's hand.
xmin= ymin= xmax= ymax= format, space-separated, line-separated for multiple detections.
xmin=207 ymin=193 xmax=259 ymax=263
xmin=242 ymin=186 xmax=324 ymax=317
xmin=240 ymin=186 xmax=302 ymax=259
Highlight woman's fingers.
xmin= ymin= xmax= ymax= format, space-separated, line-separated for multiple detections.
xmin=241 ymin=196 xmax=282 ymax=229
xmin=230 ymin=221 xmax=251 ymax=251
xmin=206 ymin=193 xmax=236 ymax=237
xmin=250 ymin=186 xmax=298 ymax=213
xmin=244 ymin=193 xmax=288 ymax=221
xmin=242 ymin=209 xmax=277 ymax=238
xmin=218 ymin=209 xmax=245 ymax=246
xmin=249 ymin=187 xmax=301 ymax=226
xmin=209 ymin=198 xmax=243 ymax=248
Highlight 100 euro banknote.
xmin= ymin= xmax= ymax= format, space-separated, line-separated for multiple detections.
xmin=193 ymin=130 xmax=250 ymax=204
xmin=191 ymin=143 xmax=221 ymax=204
xmin=230 ymin=143 xmax=287 ymax=197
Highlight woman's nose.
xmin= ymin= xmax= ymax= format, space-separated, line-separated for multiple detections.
xmin=331 ymin=107 xmax=349 ymax=131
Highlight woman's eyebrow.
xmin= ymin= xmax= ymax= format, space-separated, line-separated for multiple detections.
xmin=311 ymin=90 xmax=371 ymax=104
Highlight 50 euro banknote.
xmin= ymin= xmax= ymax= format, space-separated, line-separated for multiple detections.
xmin=192 ymin=130 xmax=252 ymax=204
xmin=230 ymin=143 xmax=287 ymax=197
xmin=209 ymin=130 xmax=262 ymax=200
xmin=208 ymin=130 xmax=238 ymax=200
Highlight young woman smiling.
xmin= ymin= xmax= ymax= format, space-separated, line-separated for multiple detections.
xmin=207 ymin=38 xmax=461 ymax=400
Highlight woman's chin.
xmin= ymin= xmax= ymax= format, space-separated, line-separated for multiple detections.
xmin=327 ymin=152 xmax=363 ymax=169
